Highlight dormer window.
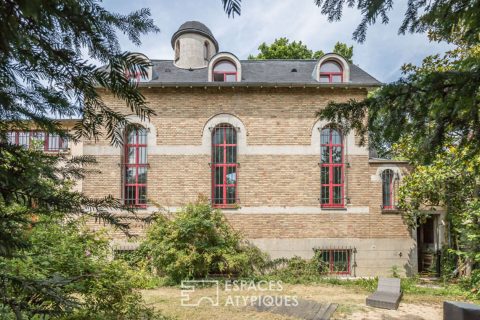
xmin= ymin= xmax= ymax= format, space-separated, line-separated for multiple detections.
xmin=320 ymin=61 xmax=343 ymax=83
xmin=212 ymin=60 xmax=237 ymax=82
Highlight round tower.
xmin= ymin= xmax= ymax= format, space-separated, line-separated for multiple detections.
xmin=171 ymin=21 xmax=219 ymax=69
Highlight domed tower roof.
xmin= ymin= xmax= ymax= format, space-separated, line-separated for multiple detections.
xmin=171 ymin=21 xmax=219 ymax=51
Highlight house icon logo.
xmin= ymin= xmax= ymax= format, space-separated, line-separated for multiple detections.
xmin=180 ymin=280 xmax=220 ymax=307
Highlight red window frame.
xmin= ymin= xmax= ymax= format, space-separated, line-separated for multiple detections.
xmin=124 ymin=127 xmax=148 ymax=208
xmin=212 ymin=124 xmax=238 ymax=208
xmin=321 ymin=127 xmax=344 ymax=208
xmin=382 ymin=169 xmax=395 ymax=209
xmin=319 ymin=61 xmax=343 ymax=83
xmin=212 ymin=60 xmax=237 ymax=82
xmin=6 ymin=131 xmax=68 ymax=152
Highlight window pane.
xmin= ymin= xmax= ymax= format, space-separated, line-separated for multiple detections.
xmin=139 ymin=147 xmax=147 ymax=164
xmin=213 ymin=73 xmax=224 ymax=82
xmin=320 ymin=61 xmax=342 ymax=73
xmin=214 ymin=186 xmax=224 ymax=204
xmin=124 ymin=186 xmax=135 ymax=204
xmin=215 ymin=166 xmax=224 ymax=185
xmin=332 ymin=75 xmax=342 ymax=83
xmin=321 ymin=166 xmax=329 ymax=184
xmin=333 ymin=167 xmax=342 ymax=184
xmin=226 ymin=167 xmax=236 ymax=184
xmin=332 ymin=147 xmax=342 ymax=163
xmin=225 ymin=74 xmax=236 ymax=82
xmin=32 ymin=132 xmax=45 ymax=150
xmin=333 ymin=186 xmax=342 ymax=204
xmin=127 ymin=147 xmax=136 ymax=164
xmin=321 ymin=146 xmax=329 ymax=163
xmin=321 ymin=186 xmax=329 ymax=204
xmin=319 ymin=75 xmax=330 ymax=83
xmin=138 ymin=129 xmax=147 ymax=144
xmin=125 ymin=167 xmax=136 ymax=184
xmin=128 ymin=130 xmax=136 ymax=144
xmin=213 ymin=61 xmax=236 ymax=72
xmin=321 ymin=129 xmax=330 ymax=144
xmin=213 ymin=128 xmax=224 ymax=145
xmin=138 ymin=186 xmax=147 ymax=204
xmin=7 ymin=132 xmax=16 ymax=144
xmin=213 ymin=146 xmax=224 ymax=164
xmin=18 ymin=132 xmax=30 ymax=148
xmin=331 ymin=130 xmax=341 ymax=144
xmin=225 ymin=127 xmax=236 ymax=144
xmin=226 ymin=146 xmax=236 ymax=163
xmin=227 ymin=187 xmax=236 ymax=204
xmin=137 ymin=167 xmax=147 ymax=184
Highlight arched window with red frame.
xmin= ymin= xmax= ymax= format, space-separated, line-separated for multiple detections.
xmin=319 ymin=61 xmax=343 ymax=83
xmin=321 ymin=127 xmax=344 ymax=207
xmin=212 ymin=60 xmax=237 ymax=82
xmin=381 ymin=169 xmax=395 ymax=209
xmin=212 ymin=124 xmax=237 ymax=207
xmin=124 ymin=126 xmax=148 ymax=207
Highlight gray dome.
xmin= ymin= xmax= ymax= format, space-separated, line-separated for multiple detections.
xmin=171 ymin=21 xmax=219 ymax=51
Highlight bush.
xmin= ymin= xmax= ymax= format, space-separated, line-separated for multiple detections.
xmin=139 ymin=199 xmax=268 ymax=283
xmin=0 ymin=217 xmax=170 ymax=319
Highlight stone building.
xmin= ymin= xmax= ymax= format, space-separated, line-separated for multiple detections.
xmin=8 ymin=21 xmax=446 ymax=276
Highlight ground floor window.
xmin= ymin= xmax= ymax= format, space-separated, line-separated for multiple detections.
xmin=315 ymin=248 xmax=351 ymax=275
xmin=6 ymin=131 xmax=68 ymax=151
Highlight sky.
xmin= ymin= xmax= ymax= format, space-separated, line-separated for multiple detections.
xmin=103 ymin=0 xmax=452 ymax=83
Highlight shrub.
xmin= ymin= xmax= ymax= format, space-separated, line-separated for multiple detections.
xmin=139 ymin=199 xmax=268 ymax=283
xmin=0 ymin=217 xmax=171 ymax=319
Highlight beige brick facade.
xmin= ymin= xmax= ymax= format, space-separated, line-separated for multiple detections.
xmin=82 ymin=86 xmax=416 ymax=276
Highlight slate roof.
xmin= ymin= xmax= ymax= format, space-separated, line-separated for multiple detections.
xmin=146 ymin=59 xmax=381 ymax=87
xmin=171 ymin=21 xmax=218 ymax=51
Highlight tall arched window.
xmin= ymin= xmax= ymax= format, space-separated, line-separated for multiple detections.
xmin=319 ymin=61 xmax=343 ymax=83
xmin=174 ymin=40 xmax=180 ymax=61
xmin=381 ymin=169 xmax=395 ymax=209
xmin=124 ymin=126 xmax=147 ymax=207
xmin=212 ymin=124 xmax=237 ymax=207
xmin=212 ymin=60 xmax=237 ymax=82
xmin=204 ymin=41 xmax=210 ymax=60
xmin=321 ymin=127 xmax=344 ymax=207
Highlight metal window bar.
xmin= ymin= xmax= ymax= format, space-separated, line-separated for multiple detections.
xmin=314 ymin=246 xmax=354 ymax=275
xmin=211 ymin=123 xmax=238 ymax=208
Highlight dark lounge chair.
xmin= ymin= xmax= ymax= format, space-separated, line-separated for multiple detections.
xmin=366 ymin=278 xmax=403 ymax=310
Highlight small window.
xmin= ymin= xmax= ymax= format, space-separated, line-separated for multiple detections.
xmin=382 ymin=169 xmax=395 ymax=209
xmin=204 ymin=41 xmax=210 ymax=60
xmin=212 ymin=60 xmax=237 ymax=82
xmin=315 ymin=248 xmax=351 ymax=275
xmin=124 ymin=126 xmax=148 ymax=208
xmin=212 ymin=124 xmax=238 ymax=207
xmin=320 ymin=127 xmax=344 ymax=207
xmin=6 ymin=131 xmax=68 ymax=151
xmin=319 ymin=61 xmax=343 ymax=83
xmin=174 ymin=40 xmax=180 ymax=61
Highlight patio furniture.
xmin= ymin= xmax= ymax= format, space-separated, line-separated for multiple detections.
xmin=366 ymin=278 xmax=403 ymax=310
xmin=444 ymin=301 xmax=480 ymax=320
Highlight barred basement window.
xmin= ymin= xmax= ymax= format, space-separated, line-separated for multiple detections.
xmin=320 ymin=127 xmax=344 ymax=207
xmin=316 ymin=248 xmax=351 ymax=275
xmin=212 ymin=124 xmax=238 ymax=207
xmin=124 ymin=126 xmax=148 ymax=208
xmin=381 ymin=169 xmax=395 ymax=209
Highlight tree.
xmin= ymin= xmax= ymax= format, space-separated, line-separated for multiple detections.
xmin=248 ymin=37 xmax=354 ymax=61
xmin=333 ymin=42 xmax=353 ymax=63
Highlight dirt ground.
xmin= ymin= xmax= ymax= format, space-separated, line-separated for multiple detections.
xmin=141 ymin=283 xmax=445 ymax=320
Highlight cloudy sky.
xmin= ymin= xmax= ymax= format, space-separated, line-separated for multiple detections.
xmin=104 ymin=0 xmax=452 ymax=83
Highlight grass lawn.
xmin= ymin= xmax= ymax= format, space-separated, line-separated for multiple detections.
xmin=141 ymin=280 xmax=476 ymax=320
